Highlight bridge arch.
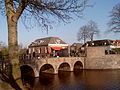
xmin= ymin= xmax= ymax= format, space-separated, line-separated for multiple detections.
xmin=40 ymin=64 xmax=55 ymax=74
xmin=58 ymin=62 xmax=71 ymax=71
xmin=73 ymin=61 xmax=83 ymax=70
xmin=21 ymin=57 xmax=85 ymax=77
xmin=20 ymin=65 xmax=35 ymax=77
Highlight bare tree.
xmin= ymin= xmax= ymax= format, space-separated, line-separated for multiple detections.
xmin=77 ymin=20 xmax=99 ymax=43
xmin=108 ymin=3 xmax=120 ymax=32
xmin=0 ymin=0 xmax=88 ymax=89
xmin=87 ymin=20 xmax=99 ymax=41
xmin=77 ymin=25 xmax=90 ymax=43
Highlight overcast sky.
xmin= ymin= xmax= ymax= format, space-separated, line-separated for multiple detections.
xmin=0 ymin=0 xmax=120 ymax=47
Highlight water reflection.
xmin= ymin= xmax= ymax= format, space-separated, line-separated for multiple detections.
xmin=22 ymin=75 xmax=35 ymax=90
xmin=22 ymin=70 xmax=120 ymax=90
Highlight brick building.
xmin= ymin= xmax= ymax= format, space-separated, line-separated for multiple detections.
xmin=28 ymin=37 xmax=69 ymax=58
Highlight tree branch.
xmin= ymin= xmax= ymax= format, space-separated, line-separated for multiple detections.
xmin=15 ymin=0 xmax=28 ymax=20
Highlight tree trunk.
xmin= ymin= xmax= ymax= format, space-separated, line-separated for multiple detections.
xmin=90 ymin=34 xmax=93 ymax=41
xmin=8 ymin=17 xmax=23 ymax=90
xmin=5 ymin=0 xmax=23 ymax=89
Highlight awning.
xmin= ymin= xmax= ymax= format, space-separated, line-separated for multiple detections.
xmin=51 ymin=47 xmax=62 ymax=50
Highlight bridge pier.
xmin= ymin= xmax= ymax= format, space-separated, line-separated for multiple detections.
xmin=34 ymin=71 xmax=39 ymax=77
xmin=70 ymin=67 xmax=74 ymax=71
xmin=54 ymin=69 xmax=58 ymax=74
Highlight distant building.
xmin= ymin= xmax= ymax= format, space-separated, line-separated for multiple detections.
xmin=70 ymin=43 xmax=83 ymax=56
xmin=0 ymin=46 xmax=4 ymax=52
xmin=82 ymin=40 xmax=113 ymax=47
xmin=111 ymin=40 xmax=120 ymax=48
xmin=82 ymin=39 xmax=120 ymax=54
xmin=71 ymin=43 xmax=83 ymax=51
xmin=28 ymin=37 xmax=69 ymax=58
xmin=83 ymin=40 xmax=120 ymax=47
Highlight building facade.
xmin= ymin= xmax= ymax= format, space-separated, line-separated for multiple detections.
xmin=70 ymin=43 xmax=83 ymax=57
xmin=28 ymin=37 xmax=69 ymax=58
xmin=82 ymin=40 xmax=120 ymax=54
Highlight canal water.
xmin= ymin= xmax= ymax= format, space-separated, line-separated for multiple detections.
xmin=22 ymin=70 xmax=120 ymax=90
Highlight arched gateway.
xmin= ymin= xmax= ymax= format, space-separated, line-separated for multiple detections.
xmin=20 ymin=57 xmax=84 ymax=77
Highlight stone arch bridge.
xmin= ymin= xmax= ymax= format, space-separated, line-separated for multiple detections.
xmin=20 ymin=57 xmax=85 ymax=77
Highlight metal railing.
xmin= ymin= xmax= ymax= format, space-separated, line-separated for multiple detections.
xmin=0 ymin=54 xmax=11 ymax=75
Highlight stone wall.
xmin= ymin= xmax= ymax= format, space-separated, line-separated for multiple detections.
xmin=86 ymin=46 xmax=106 ymax=58
xmin=85 ymin=46 xmax=120 ymax=69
